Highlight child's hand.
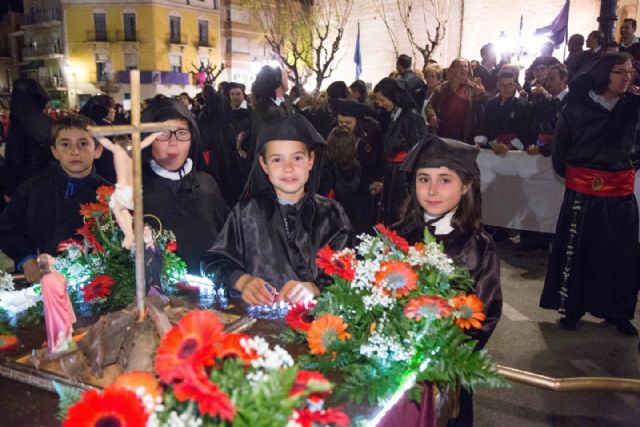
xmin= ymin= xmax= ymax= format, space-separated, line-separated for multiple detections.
xmin=277 ymin=281 xmax=318 ymax=304
xmin=234 ymin=275 xmax=275 ymax=305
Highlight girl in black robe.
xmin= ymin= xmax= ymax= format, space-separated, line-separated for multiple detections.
xmin=141 ymin=96 xmax=229 ymax=274
xmin=201 ymin=114 xmax=353 ymax=305
xmin=373 ymin=77 xmax=427 ymax=225
xmin=392 ymin=135 xmax=502 ymax=427
xmin=540 ymin=53 xmax=640 ymax=336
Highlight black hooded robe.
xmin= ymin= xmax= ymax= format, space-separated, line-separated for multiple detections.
xmin=540 ymin=76 xmax=640 ymax=321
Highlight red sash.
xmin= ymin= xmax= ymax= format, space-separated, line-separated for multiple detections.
xmin=565 ymin=166 xmax=635 ymax=197
xmin=386 ymin=150 xmax=408 ymax=164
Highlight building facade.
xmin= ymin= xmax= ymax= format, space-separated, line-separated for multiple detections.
xmin=62 ymin=0 xmax=222 ymax=107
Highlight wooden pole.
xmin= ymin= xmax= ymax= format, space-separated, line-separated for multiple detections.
xmin=130 ymin=70 xmax=146 ymax=321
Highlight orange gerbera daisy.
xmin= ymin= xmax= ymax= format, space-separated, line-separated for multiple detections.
xmin=63 ymin=387 xmax=148 ymax=427
xmin=0 ymin=335 xmax=18 ymax=351
xmin=111 ymin=371 xmax=162 ymax=404
xmin=285 ymin=302 xmax=316 ymax=332
xmin=307 ymin=314 xmax=351 ymax=355
xmin=375 ymin=224 xmax=410 ymax=253
xmin=173 ymin=366 xmax=236 ymax=421
xmin=404 ymin=296 xmax=452 ymax=321
xmin=96 ymin=185 xmax=115 ymax=204
xmin=155 ymin=310 xmax=225 ymax=384
xmin=218 ymin=333 xmax=257 ymax=363
xmin=374 ymin=261 xmax=418 ymax=297
xmin=451 ymin=294 xmax=486 ymax=330
xmin=79 ymin=202 xmax=109 ymax=220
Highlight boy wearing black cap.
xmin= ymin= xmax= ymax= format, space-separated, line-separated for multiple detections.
xmin=202 ymin=114 xmax=353 ymax=305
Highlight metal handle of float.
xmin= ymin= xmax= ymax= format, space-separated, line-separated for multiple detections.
xmin=497 ymin=365 xmax=640 ymax=394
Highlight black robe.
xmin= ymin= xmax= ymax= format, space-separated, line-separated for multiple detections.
xmin=479 ymin=94 xmax=533 ymax=149
xmin=201 ymin=192 xmax=353 ymax=292
xmin=382 ymin=109 xmax=427 ymax=225
xmin=540 ymin=78 xmax=640 ymax=320
xmin=142 ymin=164 xmax=229 ymax=274
xmin=530 ymin=92 xmax=568 ymax=157
xmin=0 ymin=165 xmax=108 ymax=264
xmin=395 ymin=221 xmax=502 ymax=349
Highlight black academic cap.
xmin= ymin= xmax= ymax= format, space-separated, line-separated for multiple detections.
xmin=400 ymin=134 xmax=479 ymax=177
xmin=256 ymin=113 xmax=326 ymax=152
xmin=332 ymin=98 xmax=369 ymax=120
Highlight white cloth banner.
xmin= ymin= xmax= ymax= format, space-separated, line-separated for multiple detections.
xmin=477 ymin=150 xmax=640 ymax=235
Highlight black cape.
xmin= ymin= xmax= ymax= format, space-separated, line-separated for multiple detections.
xmin=142 ymin=164 xmax=229 ymax=274
xmin=540 ymin=75 xmax=640 ymax=320
xmin=201 ymin=192 xmax=353 ymax=291
xmin=0 ymin=165 xmax=108 ymax=263
xmin=395 ymin=221 xmax=502 ymax=349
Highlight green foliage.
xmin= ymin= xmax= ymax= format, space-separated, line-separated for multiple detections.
xmin=17 ymin=301 xmax=44 ymax=327
xmin=278 ymin=328 xmax=306 ymax=345
xmin=53 ymin=381 xmax=83 ymax=420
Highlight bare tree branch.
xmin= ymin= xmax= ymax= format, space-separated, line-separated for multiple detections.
xmin=372 ymin=0 xmax=400 ymax=58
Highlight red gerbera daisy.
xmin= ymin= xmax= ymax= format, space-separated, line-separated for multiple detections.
xmin=96 ymin=185 xmax=115 ymax=204
xmin=218 ymin=333 xmax=258 ymax=363
xmin=82 ymin=275 xmax=115 ymax=302
xmin=0 ymin=335 xmax=18 ymax=351
xmin=63 ymin=387 xmax=148 ymax=427
xmin=375 ymin=224 xmax=410 ymax=253
xmin=165 ymin=241 xmax=177 ymax=252
xmin=111 ymin=371 xmax=162 ymax=404
xmin=451 ymin=294 xmax=486 ymax=330
xmin=291 ymin=407 xmax=350 ymax=427
xmin=374 ymin=261 xmax=418 ymax=297
xmin=79 ymin=202 xmax=108 ymax=220
xmin=404 ymin=295 xmax=452 ymax=321
xmin=289 ymin=370 xmax=332 ymax=402
xmin=285 ymin=301 xmax=316 ymax=332
xmin=155 ymin=310 xmax=225 ymax=384
xmin=172 ymin=366 xmax=236 ymax=421
xmin=57 ymin=239 xmax=84 ymax=253
xmin=76 ymin=222 xmax=104 ymax=254
xmin=315 ymin=245 xmax=355 ymax=281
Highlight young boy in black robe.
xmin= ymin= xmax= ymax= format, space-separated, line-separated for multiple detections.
xmin=201 ymin=114 xmax=353 ymax=305
xmin=141 ymin=96 xmax=229 ymax=274
xmin=0 ymin=114 xmax=106 ymax=283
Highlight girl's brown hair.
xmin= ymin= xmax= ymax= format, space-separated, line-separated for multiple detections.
xmin=326 ymin=126 xmax=359 ymax=172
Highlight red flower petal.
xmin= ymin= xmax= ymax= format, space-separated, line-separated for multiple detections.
xmin=285 ymin=302 xmax=316 ymax=332
xmin=375 ymin=224 xmax=409 ymax=253
xmin=63 ymin=387 xmax=148 ymax=427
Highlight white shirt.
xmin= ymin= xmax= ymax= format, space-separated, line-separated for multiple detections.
xmin=621 ymin=36 xmax=639 ymax=49
xmin=588 ymin=90 xmax=619 ymax=111
xmin=150 ymin=158 xmax=193 ymax=180
xmin=424 ymin=210 xmax=455 ymax=236
xmin=555 ymin=87 xmax=569 ymax=102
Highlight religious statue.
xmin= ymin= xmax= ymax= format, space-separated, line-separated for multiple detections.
xmin=93 ymin=132 xmax=161 ymax=249
xmin=39 ymin=254 xmax=76 ymax=355
xmin=143 ymin=224 xmax=164 ymax=299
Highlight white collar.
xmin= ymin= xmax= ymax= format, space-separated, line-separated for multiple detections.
xmin=150 ymin=158 xmax=193 ymax=180
xmin=233 ymin=99 xmax=248 ymax=110
xmin=272 ymin=97 xmax=285 ymax=106
xmin=588 ymin=90 xmax=619 ymax=111
xmin=555 ymin=87 xmax=569 ymax=101
xmin=391 ymin=107 xmax=403 ymax=121
xmin=424 ymin=210 xmax=455 ymax=235
xmin=592 ymin=46 xmax=602 ymax=53
xmin=621 ymin=36 xmax=639 ymax=48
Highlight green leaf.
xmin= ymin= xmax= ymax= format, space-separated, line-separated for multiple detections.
xmin=53 ymin=381 xmax=83 ymax=420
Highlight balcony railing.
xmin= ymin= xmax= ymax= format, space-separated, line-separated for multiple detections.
xmin=22 ymin=42 xmax=63 ymax=59
xmin=87 ymin=30 xmax=110 ymax=43
xmin=21 ymin=8 xmax=63 ymax=27
xmin=168 ymin=33 xmax=189 ymax=45
xmin=115 ymin=30 xmax=139 ymax=43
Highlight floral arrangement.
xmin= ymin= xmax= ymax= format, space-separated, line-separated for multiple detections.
xmin=55 ymin=186 xmax=186 ymax=313
xmin=60 ymin=310 xmax=349 ymax=427
xmin=283 ymin=225 xmax=505 ymax=404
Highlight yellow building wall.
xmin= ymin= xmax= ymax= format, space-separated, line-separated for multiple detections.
xmin=64 ymin=3 xmax=220 ymax=83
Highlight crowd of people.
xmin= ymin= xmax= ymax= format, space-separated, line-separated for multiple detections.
xmin=0 ymin=22 xmax=639 ymax=423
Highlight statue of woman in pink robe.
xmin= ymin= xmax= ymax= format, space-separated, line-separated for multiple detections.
xmin=39 ymin=254 xmax=77 ymax=355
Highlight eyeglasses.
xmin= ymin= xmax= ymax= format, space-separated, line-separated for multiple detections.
xmin=611 ymin=69 xmax=635 ymax=76
xmin=156 ymin=129 xmax=192 ymax=142
xmin=55 ymin=140 xmax=94 ymax=152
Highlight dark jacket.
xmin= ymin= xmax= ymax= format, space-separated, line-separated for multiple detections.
xmin=400 ymin=70 xmax=427 ymax=110
xmin=2 ymin=79 xmax=54 ymax=196
xmin=426 ymin=80 xmax=487 ymax=144
xmin=383 ymin=108 xmax=427 ymax=158
xmin=552 ymin=75 xmax=640 ymax=177
xmin=479 ymin=94 xmax=533 ymax=148
xmin=0 ymin=165 xmax=107 ymax=264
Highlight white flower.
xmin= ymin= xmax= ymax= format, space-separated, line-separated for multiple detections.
xmin=240 ymin=336 xmax=294 ymax=385
xmin=163 ymin=410 xmax=203 ymax=427
xmin=359 ymin=330 xmax=415 ymax=364
xmin=407 ymin=243 xmax=454 ymax=276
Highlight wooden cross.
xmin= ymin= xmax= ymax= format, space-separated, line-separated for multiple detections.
xmin=87 ymin=70 xmax=175 ymax=321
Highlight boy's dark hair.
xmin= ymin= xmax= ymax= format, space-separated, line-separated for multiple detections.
xmin=327 ymin=126 xmax=360 ymax=173
xmin=401 ymin=168 xmax=482 ymax=232
xmin=497 ymin=71 xmax=516 ymax=81
xmin=547 ymin=64 xmax=568 ymax=80
xmin=349 ymin=79 xmax=367 ymax=96
xmin=51 ymin=114 xmax=97 ymax=146
xmin=589 ymin=52 xmax=633 ymax=94
xmin=623 ymin=18 xmax=637 ymax=29
xmin=397 ymin=54 xmax=412 ymax=70
xmin=480 ymin=43 xmax=495 ymax=59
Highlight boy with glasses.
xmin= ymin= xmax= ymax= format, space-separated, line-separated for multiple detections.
xmin=0 ymin=114 xmax=107 ymax=282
